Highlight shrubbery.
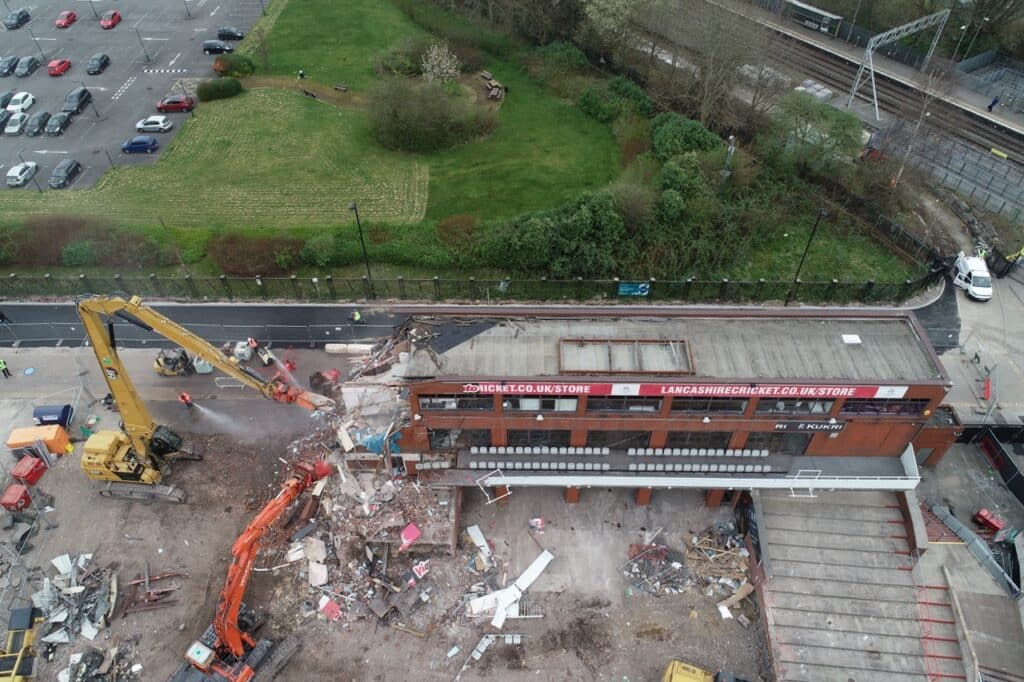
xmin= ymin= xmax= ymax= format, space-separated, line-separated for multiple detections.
xmin=536 ymin=41 xmax=587 ymax=76
xmin=369 ymin=79 xmax=497 ymax=153
xmin=577 ymin=77 xmax=653 ymax=124
xmin=62 ymin=241 xmax=97 ymax=267
xmin=380 ymin=36 xmax=432 ymax=76
xmin=208 ymin=233 xmax=302 ymax=275
xmin=0 ymin=216 xmax=174 ymax=268
xmin=651 ymin=112 xmax=721 ymax=161
xmin=212 ymin=54 xmax=254 ymax=77
xmin=197 ymin=77 xmax=243 ymax=102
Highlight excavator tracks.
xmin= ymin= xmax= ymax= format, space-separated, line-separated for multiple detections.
xmin=98 ymin=482 xmax=186 ymax=504
xmin=252 ymin=637 xmax=301 ymax=682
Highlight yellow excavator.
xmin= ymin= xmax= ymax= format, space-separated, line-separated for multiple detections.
xmin=76 ymin=294 xmax=335 ymax=503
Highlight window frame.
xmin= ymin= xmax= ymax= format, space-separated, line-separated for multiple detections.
xmin=670 ymin=397 xmax=749 ymax=414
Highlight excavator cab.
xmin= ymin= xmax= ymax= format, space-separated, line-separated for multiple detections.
xmin=154 ymin=348 xmax=196 ymax=377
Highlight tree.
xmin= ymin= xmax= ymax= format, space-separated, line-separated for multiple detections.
xmin=421 ymin=42 xmax=461 ymax=84
xmin=577 ymin=0 xmax=667 ymax=64
xmin=763 ymin=92 xmax=863 ymax=178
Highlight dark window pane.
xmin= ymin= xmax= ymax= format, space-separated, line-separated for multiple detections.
xmin=586 ymin=397 xmax=662 ymax=413
xmin=754 ymin=399 xmax=833 ymax=415
xmin=665 ymin=431 xmax=732 ymax=449
xmin=503 ymin=396 xmax=577 ymax=412
xmin=586 ymin=431 xmax=651 ymax=449
xmin=671 ymin=398 xmax=748 ymax=414
xmin=427 ymin=429 xmax=491 ymax=449
xmin=507 ymin=430 xmax=571 ymax=447
xmin=839 ymin=399 xmax=929 ymax=416
xmin=745 ymin=432 xmax=811 ymax=455
xmin=419 ymin=394 xmax=493 ymax=411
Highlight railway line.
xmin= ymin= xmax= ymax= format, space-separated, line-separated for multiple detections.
xmin=768 ymin=32 xmax=1024 ymax=169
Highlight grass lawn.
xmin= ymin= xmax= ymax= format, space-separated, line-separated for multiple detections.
xmin=0 ymin=89 xmax=428 ymax=228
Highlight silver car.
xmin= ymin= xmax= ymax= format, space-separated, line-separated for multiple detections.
xmin=6 ymin=161 xmax=38 ymax=187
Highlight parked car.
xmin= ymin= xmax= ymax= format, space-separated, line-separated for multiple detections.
xmin=48 ymin=159 xmax=81 ymax=189
xmin=950 ymin=251 xmax=993 ymax=302
xmin=136 ymin=115 xmax=173 ymax=133
xmin=55 ymin=10 xmax=76 ymax=28
xmin=3 ymin=8 xmax=30 ymax=30
xmin=121 ymin=135 xmax=158 ymax=154
xmin=6 ymin=161 xmax=37 ymax=187
xmin=216 ymin=26 xmax=245 ymax=40
xmin=5 ymin=91 xmax=34 ymax=113
xmin=60 ymin=86 xmax=91 ymax=114
xmin=14 ymin=56 xmax=40 ymax=78
xmin=0 ymin=90 xmax=13 ymax=109
xmin=202 ymin=40 xmax=233 ymax=55
xmin=0 ymin=56 xmax=18 ymax=77
xmin=47 ymin=59 xmax=71 ymax=77
xmin=156 ymin=94 xmax=195 ymax=113
xmin=24 ymin=110 xmax=49 ymax=136
xmin=99 ymin=9 xmax=120 ymax=29
xmin=4 ymin=111 xmax=27 ymax=135
xmin=45 ymin=111 xmax=71 ymax=135
xmin=85 ymin=53 xmax=109 ymax=75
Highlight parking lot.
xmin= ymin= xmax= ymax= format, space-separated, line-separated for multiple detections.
xmin=1 ymin=0 xmax=266 ymax=190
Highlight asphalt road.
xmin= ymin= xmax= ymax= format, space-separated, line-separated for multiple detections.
xmin=1 ymin=0 xmax=265 ymax=190
xmin=0 ymin=302 xmax=406 ymax=347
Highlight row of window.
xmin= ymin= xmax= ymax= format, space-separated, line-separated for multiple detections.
xmin=418 ymin=394 xmax=930 ymax=416
xmin=427 ymin=428 xmax=813 ymax=455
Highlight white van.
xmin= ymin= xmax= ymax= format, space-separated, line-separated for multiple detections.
xmin=951 ymin=251 xmax=993 ymax=301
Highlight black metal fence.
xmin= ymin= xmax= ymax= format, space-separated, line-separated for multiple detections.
xmin=975 ymin=429 xmax=1024 ymax=510
xmin=0 ymin=269 xmax=943 ymax=303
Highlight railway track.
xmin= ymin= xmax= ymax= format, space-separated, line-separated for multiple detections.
xmin=768 ymin=33 xmax=1024 ymax=169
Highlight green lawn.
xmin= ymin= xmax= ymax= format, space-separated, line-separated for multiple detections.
xmin=0 ymin=89 xmax=428 ymax=228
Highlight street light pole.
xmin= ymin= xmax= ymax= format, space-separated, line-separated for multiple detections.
xmin=183 ymin=0 xmax=191 ymax=18
xmin=258 ymin=0 xmax=266 ymax=15
xmin=846 ymin=0 xmax=863 ymax=41
xmin=27 ymin=28 xmax=46 ymax=61
xmin=88 ymin=0 xmax=98 ymax=19
xmin=951 ymin=24 xmax=969 ymax=62
xmin=135 ymin=28 xmax=151 ymax=63
xmin=349 ymin=202 xmax=374 ymax=286
xmin=79 ymin=80 xmax=100 ymax=117
xmin=785 ymin=208 xmax=828 ymax=307
xmin=964 ymin=17 xmax=990 ymax=61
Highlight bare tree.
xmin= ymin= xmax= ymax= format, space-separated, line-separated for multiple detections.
xmin=891 ymin=56 xmax=957 ymax=189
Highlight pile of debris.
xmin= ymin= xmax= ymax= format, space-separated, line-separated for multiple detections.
xmin=685 ymin=522 xmax=755 ymax=623
xmin=56 ymin=637 xmax=146 ymax=682
xmin=32 ymin=553 xmax=117 ymax=647
xmin=622 ymin=544 xmax=691 ymax=596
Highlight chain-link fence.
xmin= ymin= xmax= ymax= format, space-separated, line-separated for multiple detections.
xmin=0 ymin=269 xmax=942 ymax=306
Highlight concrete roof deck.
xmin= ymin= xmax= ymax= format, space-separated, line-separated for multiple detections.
xmin=402 ymin=312 xmax=946 ymax=383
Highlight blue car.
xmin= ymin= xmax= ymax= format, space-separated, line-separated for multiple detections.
xmin=121 ymin=135 xmax=158 ymax=154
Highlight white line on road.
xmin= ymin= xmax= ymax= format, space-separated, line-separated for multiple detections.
xmin=34 ymin=37 xmax=57 ymax=41
xmin=168 ymin=52 xmax=181 ymax=67
xmin=112 ymin=76 xmax=137 ymax=100
xmin=33 ymin=150 xmax=68 ymax=154
xmin=142 ymin=37 xmax=170 ymax=41
xmin=210 ymin=6 xmax=220 ymax=16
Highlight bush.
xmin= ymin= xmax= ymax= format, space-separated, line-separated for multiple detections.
xmin=611 ymin=183 xmax=656 ymax=231
xmin=208 ymin=233 xmax=302 ymax=275
xmin=450 ymin=42 xmax=483 ymax=72
xmin=651 ymin=112 xmax=721 ymax=161
xmin=608 ymin=77 xmax=653 ymax=117
xmin=437 ymin=214 xmax=477 ymax=248
xmin=197 ymin=77 xmax=243 ymax=102
xmin=300 ymin=233 xmax=335 ymax=268
xmin=577 ymin=84 xmax=616 ymax=123
xmin=537 ymin=41 xmax=587 ymax=76
xmin=658 ymin=153 xmax=709 ymax=197
xmin=380 ymin=36 xmax=431 ymax=76
xmin=657 ymin=189 xmax=686 ymax=224
xmin=212 ymin=53 xmax=254 ymax=77
xmin=369 ymin=79 xmax=497 ymax=153
xmin=62 ymin=241 xmax=98 ymax=267
xmin=391 ymin=0 xmax=518 ymax=57
xmin=273 ymin=246 xmax=295 ymax=271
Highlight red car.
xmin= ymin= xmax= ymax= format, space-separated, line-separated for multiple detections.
xmin=99 ymin=9 xmax=121 ymax=29
xmin=55 ymin=10 xmax=77 ymax=28
xmin=156 ymin=94 xmax=196 ymax=113
xmin=47 ymin=59 xmax=72 ymax=76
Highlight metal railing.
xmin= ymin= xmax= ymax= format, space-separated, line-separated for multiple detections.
xmin=0 ymin=269 xmax=942 ymax=304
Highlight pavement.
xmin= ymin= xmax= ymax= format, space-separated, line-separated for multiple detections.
xmin=0 ymin=0 xmax=266 ymax=190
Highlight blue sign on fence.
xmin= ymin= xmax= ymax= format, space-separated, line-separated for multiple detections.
xmin=617 ymin=281 xmax=650 ymax=297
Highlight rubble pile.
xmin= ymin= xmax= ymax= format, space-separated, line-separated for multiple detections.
xmin=622 ymin=544 xmax=691 ymax=596
xmin=56 ymin=637 xmax=146 ymax=682
xmin=32 ymin=553 xmax=117 ymax=647
xmin=685 ymin=522 xmax=749 ymax=587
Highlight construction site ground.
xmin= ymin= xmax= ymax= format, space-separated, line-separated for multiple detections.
xmin=0 ymin=347 xmax=765 ymax=681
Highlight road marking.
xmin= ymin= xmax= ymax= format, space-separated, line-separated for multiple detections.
xmin=168 ymin=52 xmax=181 ymax=67
xmin=142 ymin=37 xmax=170 ymax=41
xmin=143 ymin=68 xmax=188 ymax=74
xmin=112 ymin=76 xmax=136 ymax=100
xmin=33 ymin=150 xmax=68 ymax=154
xmin=198 ymin=0 xmax=209 ymax=7
xmin=210 ymin=6 xmax=220 ymax=16
xmin=34 ymin=37 xmax=57 ymax=41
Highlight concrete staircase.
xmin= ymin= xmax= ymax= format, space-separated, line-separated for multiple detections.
xmin=758 ymin=490 xmax=966 ymax=682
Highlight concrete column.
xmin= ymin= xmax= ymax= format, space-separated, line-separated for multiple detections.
xmin=705 ymin=488 xmax=726 ymax=507
xmin=564 ymin=487 xmax=580 ymax=504
xmin=635 ymin=487 xmax=653 ymax=506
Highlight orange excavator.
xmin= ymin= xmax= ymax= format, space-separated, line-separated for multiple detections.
xmin=170 ymin=459 xmax=335 ymax=682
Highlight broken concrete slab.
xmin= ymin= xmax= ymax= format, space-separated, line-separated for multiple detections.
xmin=51 ymin=553 xmax=73 ymax=575
xmin=308 ymin=561 xmax=328 ymax=587
xmin=303 ymin=537 xmax=327 ymax=563
xmin=41 ymin=628 xmax=71 ymax=644
xmin=466 ymin=525 xmax=492 ymax=562
xmin=80 ymin=619 xmax=98 ymax=641
xmin=467 ymin=550 xmax=554 ymax=629
xmin=286 ymin=543 xmax=305 ymax=563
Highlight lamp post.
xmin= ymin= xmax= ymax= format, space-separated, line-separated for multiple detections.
xmin=846 ymin=0 xmax=863 ymax=41
xmin=951 ymin=24 xmax=969 ymax=62
xmin=135 ymin=28 xmax=151 ymax=63
xmin=785 ymin=208 xmax=828 ymax=307
xmin=79 ymin=80 xmax=100 ymax=117
xmin=964 ymin=17 xmax=990 ymax=61
xmin=27 ymin=28 xmax=46 ymax=61
xmin=349 ymin=202 xmax=374 ymax=291
xmin=183 ymin=0 xmax=192 ymax=18
xmin=257 ymin=0 xmax=266 ymax=15
xmin=88 ymin=0 xmax=98 ymax=19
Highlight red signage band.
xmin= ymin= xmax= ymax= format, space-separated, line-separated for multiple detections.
xmin=461 ymin=382 xmax=909 ymax=399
